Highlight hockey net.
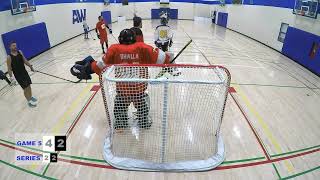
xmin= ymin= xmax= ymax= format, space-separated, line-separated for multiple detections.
xmin=99 ymin=64 xmax=231 ymax=171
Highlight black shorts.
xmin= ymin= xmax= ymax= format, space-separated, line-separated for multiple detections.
xmin=14 ymin=72 xmax=32 ymax=89
xmin=156 ymin=41 xmax=170 ymax=52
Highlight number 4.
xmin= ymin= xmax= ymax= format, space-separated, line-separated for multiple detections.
xmin=45 ymin=139 xmax=52 ymax=147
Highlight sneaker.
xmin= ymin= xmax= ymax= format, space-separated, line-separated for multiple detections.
xmin=28 ymin=100 xmax=37 ymax=107
xmin=31 ymin=97 xmax=38 ymax=102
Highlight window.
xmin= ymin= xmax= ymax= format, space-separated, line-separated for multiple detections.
xmin=278 ymin=23 xmax=289 ymax=43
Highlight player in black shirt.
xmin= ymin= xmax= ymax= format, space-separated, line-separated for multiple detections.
xmin=6 ymin=42 xmax=37 ymax=107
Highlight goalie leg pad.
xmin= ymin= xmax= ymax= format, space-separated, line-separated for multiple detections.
xmin=134 ymin=93 xmax=152 ymax=129
xmin=114 ymin=94 xmax=130 ymax=129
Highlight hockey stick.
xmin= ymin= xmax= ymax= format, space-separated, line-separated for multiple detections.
xmin=170 ymin=39 xmax=192 ymax=63
xmin=35 ymin=70 xmax=82 ymax=83
xmin=111 ymin=33 xmax=119 ymax=43
xmin=155 ymin=39 xmax=192 ymax=78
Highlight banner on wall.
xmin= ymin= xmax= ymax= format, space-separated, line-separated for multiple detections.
xmin=72 ymin=9 xmax=86 ymax=24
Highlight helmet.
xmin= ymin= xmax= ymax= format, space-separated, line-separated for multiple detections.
xmin=118 ymin=29 xmax=136 ymax=45
xmin=159 ymin=11 xmax=168 ymax=25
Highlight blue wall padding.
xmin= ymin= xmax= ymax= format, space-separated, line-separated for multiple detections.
xmin=101 ymin=11 xmax=112 ymax=24
xmin=282 ymin=27 xmax=320 ymax=75
xmin=151 ymin=8 xmax=178 ymax=19
xmin=1 ymin=22 xmax=51 ymax=59
xmin=0 ymin=0 xmax=317 ymax=12
xmin=217 ymin=12 xmax=228 ymax=28
xmin=242 ymin=0 xmax=296 ymax=8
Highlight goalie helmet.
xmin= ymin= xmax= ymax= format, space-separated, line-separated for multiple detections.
xmin=118 ymin=29 xmax=136 ymax=45
xmin=159 ymin=11 xmax=169 ymax=25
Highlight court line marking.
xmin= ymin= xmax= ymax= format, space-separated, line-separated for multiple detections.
xmin=210 ymin=28 xmax=315 ymax=174
xmin=188 ymin=26 xmax=294 ymax=173
xmin=0 ymin=159 xmax=57 ymax=180
xmin=0 ymin=138 xmax=266 ymax=165
xmin=27 ymin=83 xmax=93 ymax=172
xmin=57 ymin=148 xmax=320 ymax=171
xmin=272 ymin=163 xmax=282 ymax=179
xmin=51 ymin=84 xmax=93 ymax=134
xmin=282 ymin=166 xmax=320 ymax=180
xmin=230 ymin=93 xmax=270 ymax=160
xmin=42 ymin=85 xmax=100 ymax=176
xmin=184 ymin=25 xmax=299 ymax=173
xmin=1 ymin=138 xmax=319 ymax=172
xmin=212 ymin=31 xmax=264 ymax=69
xmin=271 ymin=145 xmax=320 ymax=158
xmin=230 ymin=83 xmax=313 ymax=89
xmin=233 ymin=84 xmax=295 ymax=173
xmin=2 ymin=135 xmax=318 ymax=166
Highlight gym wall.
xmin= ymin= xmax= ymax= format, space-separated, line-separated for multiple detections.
xmin=0 ymin=0 xmax=319 ymax=75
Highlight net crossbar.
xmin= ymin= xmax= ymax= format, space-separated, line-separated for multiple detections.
xmin=100 ymin=64 xmax=231 ymax=171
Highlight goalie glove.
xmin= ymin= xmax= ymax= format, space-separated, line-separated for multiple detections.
xmin=70 ymin=56 xmax=95 ymax=80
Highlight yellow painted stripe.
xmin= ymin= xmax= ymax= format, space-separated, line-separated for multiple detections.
xmin=51 ymin=84 xmax=92 ymax=134
xmin=28 ymin=75 xmax=99 ymax=171
xmin=28 ymin=84 xmax=92 ymax=171
xmin=233 ymin=84 xmax=295 ymax=173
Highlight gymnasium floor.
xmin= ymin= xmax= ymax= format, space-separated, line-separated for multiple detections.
xmin=0 ymin=20 xmax=319 ymax=179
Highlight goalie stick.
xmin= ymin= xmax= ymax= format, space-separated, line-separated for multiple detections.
xmin=155 ymin=39 xmax=192 ymax=78
xmin=36 ymin=70 xmax=82 ymax=83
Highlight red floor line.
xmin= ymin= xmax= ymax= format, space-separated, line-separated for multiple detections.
xmin=65 ymin=87 xmax=100 ymax=138
xmin=0 ymin=129 xmax=319 ymax=171
xmin=55 ymin=147 xmax=320 ymax=171
xmin=230 ymin=93 xmax=271 ymax=160
xmin=58 ymin=158 xmax=114 ymax=169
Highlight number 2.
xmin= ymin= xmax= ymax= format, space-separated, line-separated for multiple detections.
xmin=57 ymin=139 xmax=64 ymax=148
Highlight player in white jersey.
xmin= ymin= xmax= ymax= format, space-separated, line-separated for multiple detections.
xmin=154 ymin=11 xmax=180 ymax=76
xmin=154 ymin=11 xmax=173 ymax=52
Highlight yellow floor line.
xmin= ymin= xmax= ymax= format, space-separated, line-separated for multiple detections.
xmin=233 ymin=84 xmax=295 ymax=173
xmin=28 ymin=78 xmax=97 ymax=172
xmin=51 ymin=84 xmax=92 ymax=134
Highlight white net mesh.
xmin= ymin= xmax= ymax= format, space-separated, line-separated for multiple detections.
xmin=100 ymin=64 xmax=231 ymax=171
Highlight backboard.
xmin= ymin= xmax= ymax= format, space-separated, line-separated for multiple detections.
xmin=293 ymin=0 xmax=318 ymax=18
xmin=11 ymin=0 xmax=36 ymax=15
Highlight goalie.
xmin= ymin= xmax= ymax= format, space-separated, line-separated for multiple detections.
xmin=154 ymin=11 xmax=172 ymax=52
xmin=70 ymin=29 xmax=174 ymax=130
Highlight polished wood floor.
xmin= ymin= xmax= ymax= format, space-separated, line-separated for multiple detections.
xmin=0 ymin=20 xmax=319 ymax=180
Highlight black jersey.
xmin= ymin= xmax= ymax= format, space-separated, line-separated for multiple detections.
xmin=10 ymin=51 xmax=31 ymax=89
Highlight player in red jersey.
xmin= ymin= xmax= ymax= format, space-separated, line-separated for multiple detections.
xmin=71 ymin=29 xmax=174 ymax=129
xmin=96 ymin=16 xmax=112 ymax=54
